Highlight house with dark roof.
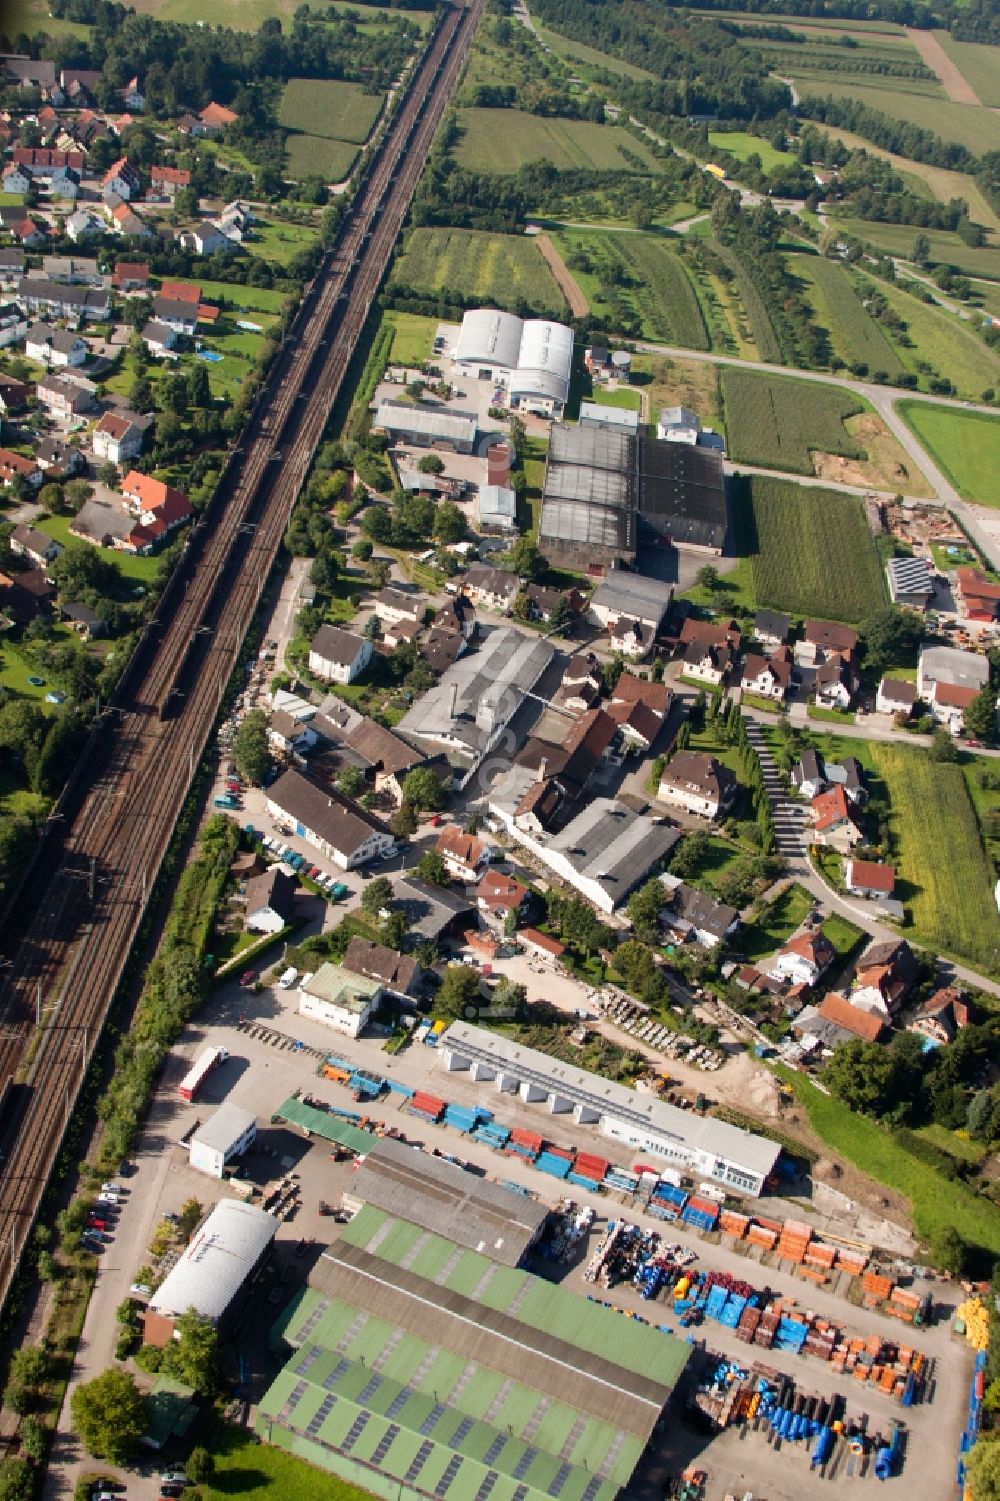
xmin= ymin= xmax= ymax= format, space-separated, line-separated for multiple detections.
xmin=341 ymin=716 xmax=426 ymax=802
xmin=658 ymin=876 xmax=738 ymax=949
xmin=798 ymin=620 xmax=859 ymax=662
xmin=264 ymin=768 xmax=394 ymax=870
xmin=825 ymin=756 xmax=866 ymax=805
xmin=36 ymin=436 xmax=86 ymax=477
xmin=245 ymin=866 xmax=297 ymax=934
xmin=876 ymin=677 xmax=917 ymax=717
xmin=462 ymin=564 xmax=519 ymax=614
xmin=658 ymin=750 xmax=736 ymax=821
xmin=741 ymin=648 xmax=793 ymax=702
xmin=814 ymin=657 xmax=857 ymax=711
xmin=342 ymin=936 xmax=421 ymax=999
xmin=393 ymin=876 xmax=475 ymax=943
xmin=753 ymin=609 xmax=791 ymax=648
xmin=681 ymin=640 xmax=733 ymax=687
xmin=308 ymin=625 xmax=372 ymax=685
xmin=10 ymin=524 xmax=60 ymax=568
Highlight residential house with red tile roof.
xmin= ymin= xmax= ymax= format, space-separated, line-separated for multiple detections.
xmin=810 ymin=785 xmax=863 ymax=851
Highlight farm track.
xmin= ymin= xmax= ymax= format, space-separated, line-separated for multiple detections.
xmin=0 ymin=0 xmax=484 ymax=1311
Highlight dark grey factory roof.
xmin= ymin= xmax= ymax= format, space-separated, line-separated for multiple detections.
xmin=538 ymin=496 xmax=636 ymax=553
xmin=542 ymin=460 xmax=632 ymax=508
xmin=345 ymin=1138 xmax=548 ymax=1265
xmin=591 ymin=571 xmax=674 ymax=623
xmin=546 ymin=798 xmax=681 ymax=907
xmin=636 ymin=439 xmax=727 ymax=551
xmin=548 ymin=422 xmax=634 ymax=472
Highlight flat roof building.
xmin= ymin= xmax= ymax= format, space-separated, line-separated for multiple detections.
xmin=188 ymin=1103 xmax=257 ymax=1180
xmin=299 ymin=961 xmax=382 ymax=1038
xmin=539 ymin=423 xmax=726 ymax=571
xmin=590 ymin=570 xmax=674 ymax=631
xmin=579 ymin=400 xmax=640 ymax=434
xmin=144 ymin=1199 xmax=277 ymax=1345
xmin=259 ymin=1203 xmax=688 ymax=1501
xmin=342 ymin=1138 xmax=549 ymax=1265
xmin=454 ymin=308 xmax=573 ymax=417
xmin=444 ymin=1022 xmax=779 ymax=1195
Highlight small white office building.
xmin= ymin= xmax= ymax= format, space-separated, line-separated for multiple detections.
xmin=188 ymin=1103 xmax=257 ymax=1179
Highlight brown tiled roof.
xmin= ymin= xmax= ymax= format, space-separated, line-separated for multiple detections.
xmin=817 ymin=993 xmax=887 ymax=1043
xmin=846 ymin=860 xmax=894 ymax=894
xmin=343 ymin=935 xmax=419 ymax=992
xmin=611 ymin=671 xmax=670 ymax=716
xmin=435 ymin=826 xmax=487 ymax=867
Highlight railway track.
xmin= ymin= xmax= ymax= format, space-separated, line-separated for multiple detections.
xmin=0 ymin=0 xmax=484 ymax=1311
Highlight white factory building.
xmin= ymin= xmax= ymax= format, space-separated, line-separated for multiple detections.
xmin=143 ymin=1198 xmax=278 ymax=1346
xmin=453 ymin=308 xmax=574 ymax=418
xmin=442 ymin=1023 xmax=780 ymax=1196
xmin=188 ymin=1103 xmax=257 ymax=1179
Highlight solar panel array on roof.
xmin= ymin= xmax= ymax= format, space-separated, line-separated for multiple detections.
xmin=259 ymin=1207 xmax=688 ymax=1501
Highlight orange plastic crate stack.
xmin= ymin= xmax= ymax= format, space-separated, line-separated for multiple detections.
xmin=837 ymin=1249 xmax=868 ymax=1276
xmin=747 ymin=1224 xmax=778 ymax=1249
xmin=719 ymin=1210 xmax=750 ymax=1239
xmin=804 ymin=1242 xmax=838 ymax=1270
xmin=862 ymin=1271 xmax=893 ymax=1301
xmin=777 ymin=1218 xmax=812 ymax=1264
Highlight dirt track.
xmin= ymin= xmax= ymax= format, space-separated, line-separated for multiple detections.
xmin=905 ymin=26 xmax=981 ymax=105
xmin=536 ymin=232 xmax=589 ymax=316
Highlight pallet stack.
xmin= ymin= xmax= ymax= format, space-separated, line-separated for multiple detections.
xmin=861 ymin=1270 xmax=894 ymax=1309
xmin=746 ymin=1221 xmax=778 ymax=1251
xmin=718 ymin=1210 xmax=750 ymax=1240
xmin=777 ymin=1219 xmax=812 ymax=1264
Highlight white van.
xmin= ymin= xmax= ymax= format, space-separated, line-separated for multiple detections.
xmin=278 ymin=967 xmax=299 ymax=990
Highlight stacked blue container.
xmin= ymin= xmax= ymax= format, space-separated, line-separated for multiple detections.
xmin=473 ymin=1121 xmax=510 ymax=1148
xmin=604 ymin=1168 xmax=641 ymax=1193
xmin=536 ymin=1151 xmax=572 ymax=1179
xmin=776 ymin=1317 xmax=808 ymax=1352
xmin=567 ymin=1172 xmax=601 ymax=1191
xmin=385 ymin=1079 xmax=414 ymax=1096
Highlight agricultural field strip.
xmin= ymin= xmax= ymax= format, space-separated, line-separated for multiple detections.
xmin=389 ymin=227 xmax=568 ymax=314
xmin=453 ymin=108 xmax=667 ymax=174
xmin=744 ymin=477 xmax=886 ymax=624
xmin=793 ymin=78 xmax=1000 ymax=154
xmin=871 ymin=744 xmax=999 ymax=975
xmin=721 ymin=367 xmax=866 ymax=474
xmin=791 ymin=254 xmax=905 ymax=377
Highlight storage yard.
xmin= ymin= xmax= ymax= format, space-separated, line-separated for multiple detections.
xmin=80 ymin=963 xmax=977 ymax=1501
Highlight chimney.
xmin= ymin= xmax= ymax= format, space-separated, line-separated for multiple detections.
xmin=536 ymin=757 xmax=547 ymax=783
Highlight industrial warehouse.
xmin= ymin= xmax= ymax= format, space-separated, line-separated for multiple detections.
xmin=258 ymin=1201 xmax=689 ymax=1501
xmin=342 ymin=1136 xmax=549 ymax=1265
xmin=442 ymin=1023 xmax=780 ymax=1195
xmin=538 ymin=424 xmax=728 ymax=571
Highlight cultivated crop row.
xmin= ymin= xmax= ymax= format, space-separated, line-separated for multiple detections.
xmin=745 ymin=475 xmax=885 ymax=622
xmin=722 ymin=368 xmax=866 ymax=474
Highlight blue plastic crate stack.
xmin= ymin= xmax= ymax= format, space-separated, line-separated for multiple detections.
xmin=957 ymin=1350 xmax=987 ymax=1491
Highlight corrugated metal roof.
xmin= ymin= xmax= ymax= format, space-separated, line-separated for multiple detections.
xmin=274 ymin=1096 xmax=378 ymax=1156
xmin=345 ymin=1138 xmax=548 ymax=1265
xmin=149 ymin=1199 xmax=277 ymax=1321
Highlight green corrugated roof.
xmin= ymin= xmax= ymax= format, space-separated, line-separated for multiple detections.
xmin=273 ymin=1096 xmax=375 ymax=1155
xmin=258 ymin=1354 xmax=629 ymax=1501
xmin=343 ymin=1204 xmax=689 ymax=1391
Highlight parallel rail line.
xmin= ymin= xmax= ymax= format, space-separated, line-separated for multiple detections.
xmin=0 ymin=0 xmax=483 ymax=1309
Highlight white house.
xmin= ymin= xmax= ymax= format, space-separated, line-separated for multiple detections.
xmin=298 ymin=962 xmax=381 ymax=1039
xmin=92 ymin=409 xmax=150 ymax=465
xmin=435 ymin=826 xmax=491 ymax=883
xmin=741 ymin=649 xmax=792 ymax=702
xmin=658 ymin=751 xmax=736 ymax=821
xmin=308 ymin=624 xmax=372 ymax=685
xmin=609 ymin=615 xmax=654 ymax=660
xmin=245 ymin=866 xmax=296 ymax=935
xmin=0 ymin=302 xmax=27 ymax=349
xmin=917 ymin=645 xmax=990 ymax=734
xmin=25 ymin=323 xmax=87 ymax=368
xmin=764 ymin=931 xmax=834 ymax=989
xmin=141 ymin=320 xmax=178 ymax=357
xmin=188 ymin=1104 xmax=257 ymax=1180
xmin=876 ymin=677 xmax=917 ymax=717
xmin=373 ymin=587 xmax=424 ymax=629
xmin=265 ymin=767 xmax=394 ymax=870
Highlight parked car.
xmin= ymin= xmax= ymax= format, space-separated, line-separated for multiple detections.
xmin=240 ymin=970 xmax=257 ymax=988
xmin=213 ymin=795 xmax=240 ymax=809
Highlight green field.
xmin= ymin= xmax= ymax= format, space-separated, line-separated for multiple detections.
xmin=898 ymin=401 xmax=1000 ymax=508
xmin=791 ymin=254 xmax=906 ymax=378
xmin=279 ymin=79 xmax=383 ymax=144
xmin=721 ymin=367 xmax=866 ymax=474
xmin=390 ymin=228 xmax=567 ymax=315
xmin=454 ymin=109 xmax=666 ymax=174
xmin=777 ymin=1065 xmax=1000 ymax=1260
xmin=795 ymin=77 xmax=1000 ymax=153
xmin=33 ymin=513 xmax=163 ymax=584
xmin=249 ymin=217 xmax=322 ymax=268
xmin=279 ymin=79 xmax=383 ymax=182
xmin=556 ymin=230 xmax=708 ymax=349
xmin=833 ymin=218 xmax=1000 ymax=282
xmin=132 ymin=0 xmax=432 ymax=24
xmin=707 ymin=131 xmax=794 ymax=171
xmin=875 ymin=277 xmax=1000 ymax=400
xmin=285 ymin=134 xmax=359 ymax=182
xmin=738 ymin=475 xmax=886 ymax=623
xmin=872 ymin=743 xmax=998 ymax=975
xmin=206 ymin=1426 xmax=370 ymax=1501
xmin=938 ymin=34 xmax=1000 ymax=107
xmin=386 ymin=310 xmax=437 ymax=366
xmin=534 ymin=22 xmax=657 ymax=80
